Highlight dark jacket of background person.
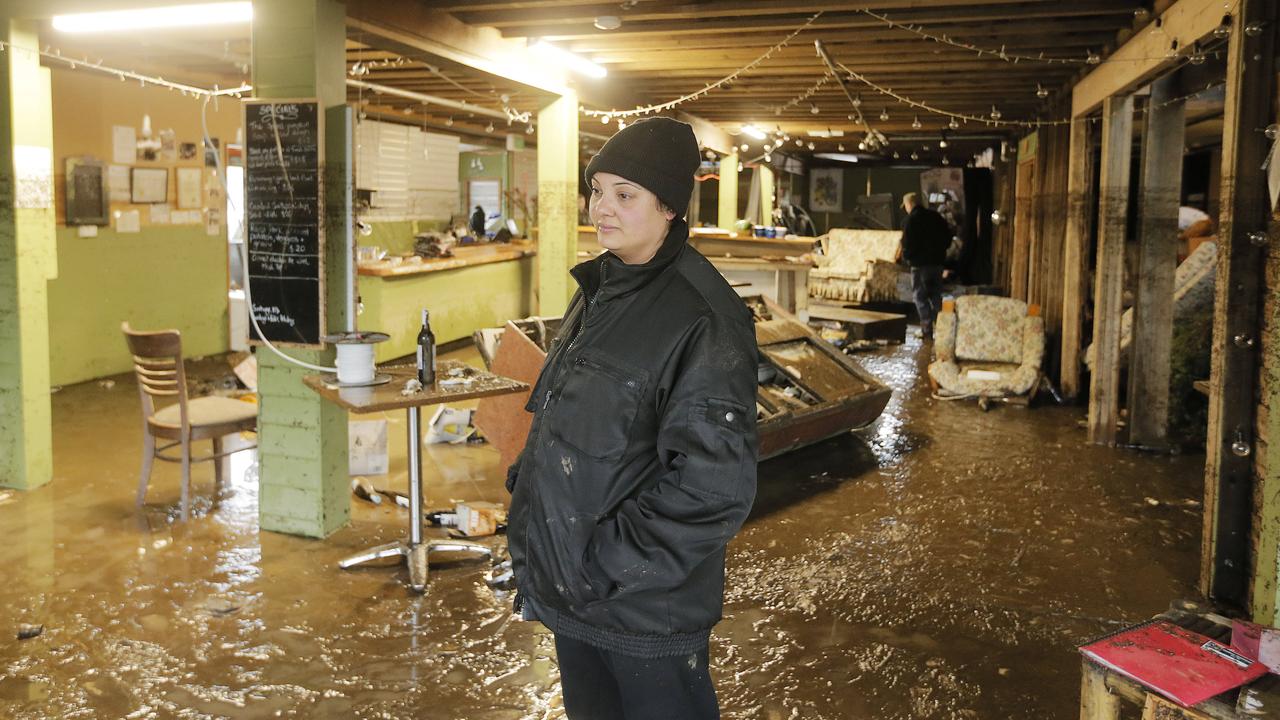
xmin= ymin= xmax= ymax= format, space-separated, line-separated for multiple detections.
xmin=901 ymin=205 xmax=952 ymax=267
xmin=506 ymin=217 xmax=759 ymax=659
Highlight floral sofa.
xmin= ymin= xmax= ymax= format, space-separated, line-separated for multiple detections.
xmin=928 ymin=295 xmax=1046 ymax=399
xmin=810 ymin=229 xmax=911 ymax=304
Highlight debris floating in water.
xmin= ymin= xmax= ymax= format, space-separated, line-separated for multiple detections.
xmin=17 ymin=623 xmax=43 ymax=640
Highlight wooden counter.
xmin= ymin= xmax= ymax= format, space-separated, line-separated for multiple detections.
xmin=578 ymin=225 xmax=817 ymax=259
xmin=358 ymin=242 xmax=536 ymax=277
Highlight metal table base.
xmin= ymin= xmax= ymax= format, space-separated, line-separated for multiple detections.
xmin=338 ymin=405 xmax=492 ymax=591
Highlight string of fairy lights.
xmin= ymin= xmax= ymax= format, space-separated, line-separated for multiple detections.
xmin=0 ymin=39 xmax=249 ymax=98
xmin=581 ymin=10 xmax=825 ymax=125
xmin=347 ymin=44 xmax=535 ymax=128
xmin=6 ymin=2 xmax=1264 ymax=165
xmin=579 ymin=1 xmax=1252 ymax=162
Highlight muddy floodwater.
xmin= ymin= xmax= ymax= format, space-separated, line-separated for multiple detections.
xmin=0 ymin=337 xmax=1204 ymax=719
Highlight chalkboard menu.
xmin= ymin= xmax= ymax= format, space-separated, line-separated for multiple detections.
xmin=244 ymin=99 xmax=324 ymax=346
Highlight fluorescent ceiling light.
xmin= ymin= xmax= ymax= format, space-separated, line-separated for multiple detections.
xmin=532 ymin=41 xmax=607 ymax=78
xmin=808 ymin=129 xmax=845 ymax=138
xmin=741 ymin=124 xmax=767 ymax=140
xmin=813 ymin=153 xmax=863 ymax=164
xmin=52 ymin=2 xmax=252 ymax=33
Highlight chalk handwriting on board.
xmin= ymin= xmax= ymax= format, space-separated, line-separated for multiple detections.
xmin=243 ymin=99 xmax=324 ymax=346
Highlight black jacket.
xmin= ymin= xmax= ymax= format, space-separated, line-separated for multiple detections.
xmin=901 ymin=205 xmax=952 ymax=267
xmin=507 ymin=219 xmax=759 ymax=657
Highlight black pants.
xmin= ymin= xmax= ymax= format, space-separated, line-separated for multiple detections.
xmin=911 ymin=265 xmax=945 ymax=332
xmin=555 ymin=633 xmax=719 ymax=720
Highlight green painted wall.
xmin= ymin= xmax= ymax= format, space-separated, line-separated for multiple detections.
xmin=360 ymin=258 xmax=534 ymax=362
xmin=46 ymin=225 xmax=228 ymax=387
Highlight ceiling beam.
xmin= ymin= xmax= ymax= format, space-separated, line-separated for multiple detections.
xmin=503 ymin=3 xmax=1139 ymax=40
xmin=1072 ymin=0 xmax=1227 ymax=116
xmin=454 ymin=0 xmax=1067 ymax=26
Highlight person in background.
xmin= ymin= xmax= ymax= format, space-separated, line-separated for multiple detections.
xmin=469 ymin=204 xmax=486 ymax=237
xmin=896 ymin=191 xmax=952 ymax=339
xmin=506 ymin=116 xmax=759 ymax=720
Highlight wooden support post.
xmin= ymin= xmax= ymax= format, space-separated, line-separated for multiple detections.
xmin=252 ymin=0 xmax=352 ymax=537
xmin=1079 ymin=662 xmax=1121 ymax=720
xmin=1060 ymin=118 xmax=1096 ymax=400
xmin=536 ymin=90 xmax=579 ymax=316
xmin=718 ymin=150 xmax=739 ymax=229
xmin=1202 ymin=0 xmax=1276 ymax=613
xmin=1127 ymin=74 xmax=1185 ymax=449
xmin=0 ymin=18 xmax=55 ymax=490
xmin=1010 ymin=157 xmax=1036 ymax=301
xmin=1087 ymin=95 xmax=1134 ymax=445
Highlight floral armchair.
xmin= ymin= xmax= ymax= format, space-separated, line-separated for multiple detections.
xmin=927 ymin=295 xmax=1045 ymax=401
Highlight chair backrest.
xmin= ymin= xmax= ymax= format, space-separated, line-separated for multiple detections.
xmin=121 ymin=322 xmax=188 ymax=422
xmin=821 ymin=229 xmax=903 ymax=275
xmin=953 ymin=295 xmax=1033 ymax=364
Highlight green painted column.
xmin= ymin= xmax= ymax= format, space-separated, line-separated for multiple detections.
xmin=536 ymin=91 xmax=579 ymax=316
xmin=0 ymin=19 xmax=55 ymax=491
xmin=251 ymin=0 xmax=350 ymax=537
xmin=718 ymin=150 xmax=739 ymax=230
xmin=759 ymin=163 xmax=775 ymax=228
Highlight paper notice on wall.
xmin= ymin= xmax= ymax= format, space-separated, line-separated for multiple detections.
xmin=159 ymin=129 xmax=176 ymax=162
xmin=115 ymin=209 xmax=141 ymax=233
xmin=112 ymin=126 xmax=136 ymax=165
xmin=172 ymin=210 xmax=202 ymax=225
xmin=108 ymin=164 xmax=131 ymax=202
xmin=13 ymin=146 xmax=52 ymax=209
xmin=149 ymin=203 xmax=171 ymax=224
xmin=206 ymin=207 xmax=222 ymax=236
xmin=176 ymin=166 xmax=201 ymax=209
xmin=77 ymin=225 xmax=99 ymax=238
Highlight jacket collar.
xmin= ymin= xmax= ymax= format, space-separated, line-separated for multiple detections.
xmin=570 ymin=218 xmax=688 ymax=302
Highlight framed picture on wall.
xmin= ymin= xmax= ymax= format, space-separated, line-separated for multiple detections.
xmin=65 ymin=157 xmax=109 ymax=226
xmin=131 ymin=167 xmax=168 ymax=203
xmin=809 ymin=167 xmax=843 ymax=213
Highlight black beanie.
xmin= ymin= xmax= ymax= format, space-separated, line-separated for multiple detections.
xmin=584 ymin=117 xmax=700 ymax=217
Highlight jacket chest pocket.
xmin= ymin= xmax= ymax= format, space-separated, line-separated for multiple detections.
xmin=550 ymin=350 xmax=648 ymax=461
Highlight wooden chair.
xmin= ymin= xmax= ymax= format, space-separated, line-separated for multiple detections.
xmin=122 ymin=323 xmax=258 ymax=520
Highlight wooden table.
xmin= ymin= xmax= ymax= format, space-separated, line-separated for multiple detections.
xmin=1079 ymin=607 xmax=1280 ymax=719
xmin=710 ymin=257 xmax=812 ymax=315
xmin=304 ymin=360 xmax=528 ymax=592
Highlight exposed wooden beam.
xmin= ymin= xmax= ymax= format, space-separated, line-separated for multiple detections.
xmin=1126 ymin=74 xmax=1185 ymax=449
xmin=455 ymin=0 xmax=1067 ymax=26
xmin=1201 ymin=0 xmax=1276 ymax=615
xmin=1086 ymin=94 xmax=1134 ymax=445
xmin=520 ymin=3 xmax=1138 ymax=41
xmin=559 ymin=19 xmax=1127 ymax=51
xmin=1071 ymin=0 xmax=1229 ymax=117
xmin=345 ymin=0 xmax=575 ymax=98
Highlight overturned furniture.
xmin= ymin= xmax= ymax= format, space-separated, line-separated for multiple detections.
xmin=473 ymin=295 xmax=891 ymax=465
xmin=927 ymin=295 xmax=1045 ymax=405
xmin=809 ymin=229 xmax=910 ymax=305
xmin=1084 ymin=240 xmax=1217 ymax=371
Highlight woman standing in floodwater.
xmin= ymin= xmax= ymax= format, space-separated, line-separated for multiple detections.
xmin=505 ymin=116 xmax=759 ymax=720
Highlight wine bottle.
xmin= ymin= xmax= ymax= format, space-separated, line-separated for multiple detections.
xmin=416 ymin=308 xmax=436 ymax=385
